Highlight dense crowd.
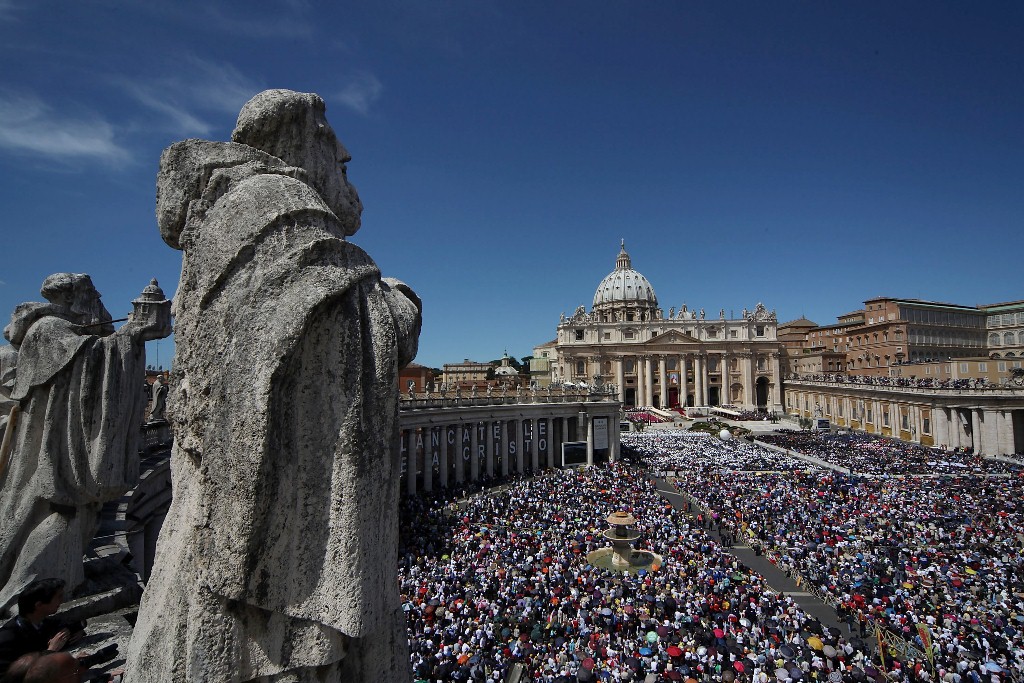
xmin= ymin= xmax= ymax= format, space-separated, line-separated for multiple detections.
xmin=638 ymin=433 xmax=1023 ymax=682
xmin=757 ymin=432 xmax=1020 ymax=476
xmin=399 ymin=465 xmax=885 ymax=682
xmin=621 ymin=432 xmax=814 ymax=473
xmin=794 ymin=374 xmax=997 ymax=391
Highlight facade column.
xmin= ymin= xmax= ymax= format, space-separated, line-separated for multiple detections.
xmin=658 ymin=356 xmax=668 ymax=409
xmin=723 ymin=354 xmax=733 ymax=406
xmin=700 ymin=354 xmax=710 ymax=405
xmin=693 ymin=354 xmax=704 ymax=406
xmin=770 ymin=353 xmax=783 ymax=411
xmin=635 ymin=357 xmax=646 ymax=407
xmin=742 ymin=353 xmax=754 ymax=410
xmin=562 ymin=415 xmax=571 ymax=459
xmin=615 ymin=357 xmax=625 ymax=404
xmin=679 ymin=354 xmax=689 ymax=408
xmin=644 ymin=356 xmax=655 ymax=409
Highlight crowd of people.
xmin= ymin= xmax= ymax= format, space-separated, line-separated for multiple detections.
xmin=757 ymin=432 xmax=1020 ymax=476
xmin=632 ymin=430 xmax=1023 ymax=682
xmin=399 ymin=462 xmax=889 ymax=683
xmin=793 ymin=374 xmax=997 ymax=391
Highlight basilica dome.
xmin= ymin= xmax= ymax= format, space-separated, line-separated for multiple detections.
xmin=592 ymin=241 xmax=658 ymax=309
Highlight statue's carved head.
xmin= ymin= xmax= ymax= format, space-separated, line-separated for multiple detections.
xmin=40 ymin=273 xmax=114 ymax=334
xmin=232 ymin=89 xmax=362 ymax=237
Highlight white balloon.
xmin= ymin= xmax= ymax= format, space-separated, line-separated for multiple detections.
xmin=719 ymin=428 xmax=733 ymax=441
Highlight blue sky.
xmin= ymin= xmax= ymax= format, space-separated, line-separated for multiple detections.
xmin=1 ymin=2 xmax=1022 ymax=370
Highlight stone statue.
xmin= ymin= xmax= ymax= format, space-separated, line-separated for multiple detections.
xmin=719 ymin=308 xmax=725 ymax=319
xmin=0 ymin=342 xmax=16 ymax=443
xmin=0 ymin=274 xmax=171 ymax=611
xmin=148 ymin=374 xmax=168 ymax=422
xmin=125 ymin=90 xmax=421 ymax=683
xmin=699 ymin=308 xmax=705 ymax=320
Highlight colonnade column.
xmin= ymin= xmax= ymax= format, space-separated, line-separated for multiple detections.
xmin=971 ymin=409 xmax=983 ymax=454
xmin=470 ymin=423 xmax=481 ymax=481
xmin=610 ymin=412 xmax=620 ymax=462
xmin=516 ymin=419 xmax=525 ymax=473
xmin=486 ymin=421 xmax=497 ymax=478
xmin=423 ymin=428 xmax=433 ymax=492
xmin=615 ymin=357 xmax=625 ymax=404
xmin=406 ymin=429 xmax=417 ymax=495
xmin=530 ymin=419 xmax=539 ymax=471
xmin=658 ymin=356 xmax=668 ymax=409
xmin=933 ymin=408 xmax=948 ymax=449
xmin=455 ymin=424 xmax=466 ymax=483
xmin=585 ymin=413 xmax=594 ymax=466
xmin=439 ymin=426 xmax=449 ymax=488
xmin=500 ymin=420 xmax=509 ymax=477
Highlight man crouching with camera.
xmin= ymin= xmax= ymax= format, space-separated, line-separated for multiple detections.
xmin=0 ymin=579 xmax=120 ymax=682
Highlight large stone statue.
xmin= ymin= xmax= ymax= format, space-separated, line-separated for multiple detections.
xmin=125 ymin=90 xmax=421 ymax=682
xmin=0 ymin=274 xmax=171 ymax=612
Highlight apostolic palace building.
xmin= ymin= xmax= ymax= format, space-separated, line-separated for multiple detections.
xmin=534 ymin=242 xmax=785 ymax=414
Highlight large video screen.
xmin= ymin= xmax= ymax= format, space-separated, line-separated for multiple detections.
xmin=561 ymin=441 xmax=588 ymax=467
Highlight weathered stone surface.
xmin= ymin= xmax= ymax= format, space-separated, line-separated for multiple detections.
xmin=0 ymin=274 xmax=171 ymax=613
xmin=126 ymin=90 xmax=421 ymax=683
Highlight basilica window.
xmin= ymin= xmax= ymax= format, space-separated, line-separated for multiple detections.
xmin=623 ymin=330 xmax=635 ymax=340
xmin=626 ymin=313 xmax=635 ymax=322
xmin=756 ymin=325 xmax=764 ymax=336
xmin=576 ymin=361 xmax=585 ymax=375
xmin=575 ymin=329 xmax=584 ymax=341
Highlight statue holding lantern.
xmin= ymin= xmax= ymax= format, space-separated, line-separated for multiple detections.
xmin=0 ymin=274 xmax=171 ymax=611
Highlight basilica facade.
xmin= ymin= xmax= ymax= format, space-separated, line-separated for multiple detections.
xmin=537 ymin=242 xmax=784 ymax=412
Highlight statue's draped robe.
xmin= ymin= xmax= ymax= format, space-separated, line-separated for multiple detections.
xmin=0 ymin=318 xmax=145 ymax=609
xmin=126 ymin=148 xmax=419 ymax=683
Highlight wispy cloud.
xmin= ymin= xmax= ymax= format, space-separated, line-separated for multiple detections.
xmin=0 ymin=91 xmax=129 ymax=164
xmin=200 ymin=5 xmax=313 ymax=39
xmin=117 ymin=56 xmax=261 ymax=137
xmin=0 ymin=0 xmax=21 ymax=21
xmin=335 ymin=72 xmax=383 ymax=116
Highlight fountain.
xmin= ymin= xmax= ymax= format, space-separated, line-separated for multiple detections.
xmin=586 ymin=511 xmax=663 ymax=574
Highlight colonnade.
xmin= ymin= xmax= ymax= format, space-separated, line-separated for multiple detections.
xmin=567 ymin=351 xmax=783 ymax=411
xmin=785 ymin=382 xmax=1024 ymax=456
xmin=398 ymin=403 xmax=621 ymax=495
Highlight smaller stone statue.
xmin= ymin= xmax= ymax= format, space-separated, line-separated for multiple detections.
xmin=470 ymin=384 xmax=478 ymax=397
xmin=149 ymin=374 xmax=168 ymax=422
xmin=668 ymin=307 xmax=675 ymax=319
xmin=699 ymin=308 xmax=705 ymax=320
xmin=486 ymin=384 xmax=493 ymax=397
xmin=720 ymin=308 xmax=725 ymax=319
